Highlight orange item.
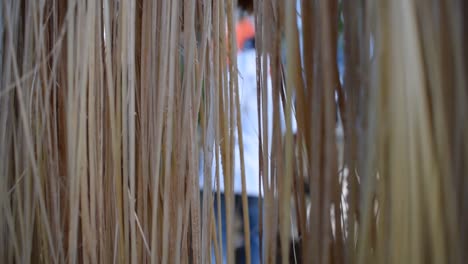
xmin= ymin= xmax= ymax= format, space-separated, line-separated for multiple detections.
xmin=236 ymin=18 xmax=255 ymax=51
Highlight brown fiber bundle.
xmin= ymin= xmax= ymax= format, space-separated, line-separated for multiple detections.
xmin=1 ymin=0 xmax=467 ymax=263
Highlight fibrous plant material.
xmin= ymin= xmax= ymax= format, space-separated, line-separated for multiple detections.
xmin=1 ymin=0 xmax=468 ymax=263
xmin=0 ymin=0 xmax=234 ymax=263
xmin=256 ymin=0 xmax=468 ymax=263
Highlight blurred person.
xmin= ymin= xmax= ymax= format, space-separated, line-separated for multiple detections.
xmin=200 ymin=8 xmax=299 ymax=263
xmin=200 ymin=10 xmax=262 ymax=264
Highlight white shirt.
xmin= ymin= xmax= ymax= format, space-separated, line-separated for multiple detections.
xmin=199 ymin=50 xmax=296 ymax=196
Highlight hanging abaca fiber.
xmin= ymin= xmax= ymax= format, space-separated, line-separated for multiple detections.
xmin=1 ymin=0 xmax=467 ymax=263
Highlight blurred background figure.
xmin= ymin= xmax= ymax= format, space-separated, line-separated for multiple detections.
xmin=199 ymin=8 xmax=261 ymax=264
xmin=201 ymin=4 xmax=312 ymax=262
xmin=225 ymin=9 xmax=262 ymax=264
